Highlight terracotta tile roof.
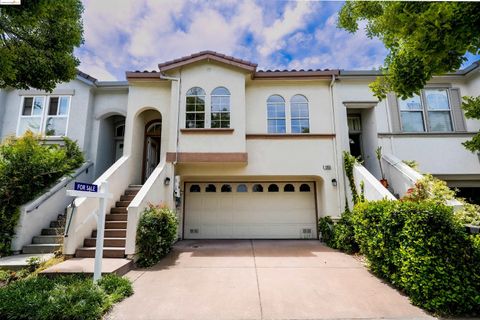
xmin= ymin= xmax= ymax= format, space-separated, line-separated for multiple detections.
xmin=76 ymin=70 xmax=97 ymax=83
xmin=253 ymin=68 xmax=338 ymax=79
xmin=125 ymin=70 xmax=162 ymax=79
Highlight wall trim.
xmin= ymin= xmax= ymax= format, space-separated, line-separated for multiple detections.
xmin=18 ymin=89 xmax=75 ymax=96
xmin=180 ymin=128 xmax=234 ymax=134
xmin=246 ymin=133 xmax=335 ymax=139
xmin=378 ymin=132 xmax=477 ymax=138
xmin=166 ymin=152 xmax=248 ymax=163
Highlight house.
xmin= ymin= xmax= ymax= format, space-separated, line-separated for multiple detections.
xmin=0 ymin=51 xmax=479 ymax=258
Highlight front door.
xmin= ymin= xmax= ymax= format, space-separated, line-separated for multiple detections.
xmin=142 ymin=120 xmax=162 ymax=183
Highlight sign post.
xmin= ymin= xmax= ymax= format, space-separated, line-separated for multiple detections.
xmin=67 ymin=181 xmax=112 ymax=282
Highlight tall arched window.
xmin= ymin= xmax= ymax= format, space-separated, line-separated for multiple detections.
xmin=186 ymin=87 xmax=206 ymax=128
xmin=211 ymin=87 xmax=230 ymax=128
xmin=291 ymin=95 xmax=309 ymax=133
xmin=267 ymin=95 xmax=286 ymax=133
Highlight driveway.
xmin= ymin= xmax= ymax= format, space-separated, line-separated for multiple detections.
xmin=107 ymin=240 xmax=433 ymax=320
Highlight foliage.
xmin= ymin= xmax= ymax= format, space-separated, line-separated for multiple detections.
xmin=0 ymin=132 xmax=84 ymax=256
xmin=0 ymin=274 xmax=132 ymax=320
xmin=0 ymin=0 xmax=84 ymax=91
xmin=318 ymin=216 xmax=335 ymax=247
xmin=338 ymin=2 xmax=480 ymax=99
xmin=402 ymin=160 xmax=419 ymax=171
xmin=318 ymin=210 xmax=359 ymax=254
xmin=353 ymin=200 xmax=480 ymax=315
xmin=456 ymin=202 xmax=480 ymax=226
xmin=375 ymin=146 xmax=385 ymax=179
xmin=461 ymin=96 xmax=480 ymax=152
xmin=136 ymin=204 xmax=178 ymax=267
xmin=343 ymin=151 xmax=361 ymax=204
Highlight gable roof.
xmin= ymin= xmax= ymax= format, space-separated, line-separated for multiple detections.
xmin=158 ymin=51 xmax=258 ymax=72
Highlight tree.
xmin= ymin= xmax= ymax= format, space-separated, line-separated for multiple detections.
xmin=338 ymin=1 xmax=480 ymax=99
xmin=461 ymin=96 xmax=480 ymax=152
xmin=0 ymin=0 xmax=84 ymax=92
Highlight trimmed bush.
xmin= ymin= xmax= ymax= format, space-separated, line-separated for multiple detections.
xmin=318 ymin=210 xmax=359 ymax=254
xmin=0 ymin=132 xmax=84 ymax=256
xmin=136 ymin=204 xmax=178 ymax=267
xmin=353 ymin=200 xmax=480 ymax=315
xmin=0 ymin=274 xmax=132 ymax=320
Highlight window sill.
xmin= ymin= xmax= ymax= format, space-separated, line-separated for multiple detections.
xmin=180 ymin=128 xmax=234 ymax=134
xmin=246 ymin=133 xmax=335 ymax=139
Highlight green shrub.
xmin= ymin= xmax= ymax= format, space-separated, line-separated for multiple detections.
xmin=0 ymin=132 xmax=84 ymax=256
xmin=332 ymin=209 xmax=359 ymax=254
xmin=353 ymin=200 xmax=480 ymax=315
xmin=0 ymin=274 xmax=132 ymax=320
xmin=318 ymin=216 xmax=335 ymax=247
xmin=136 ymin=204 xmax=178 ymax=267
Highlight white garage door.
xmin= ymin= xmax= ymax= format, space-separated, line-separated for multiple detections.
xmin=184 ymin=182 xmax=317 ymax=239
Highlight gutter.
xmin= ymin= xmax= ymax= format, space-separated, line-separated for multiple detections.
xmin=329 ymin=74 xmax=344 ymax=215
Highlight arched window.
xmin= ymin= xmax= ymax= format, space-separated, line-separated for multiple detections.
xmin=205 ymin=184 xmax=216 ymax=192
xmin=190 ymin=184 xmax=201 ymax=193
xmin=211 ymin=87 xmax=230 ymax=128
xmin=221 ymin=184 xmax=232 ymax=192
xmin=284 ymin=184 xmax=295 ymax=192
xmin=268 ymin=184 xmax=279 ymax=192
xmin=237 ymin=184 xmax=248 ymax=192
xmin=252 ymin=184 xmax=263 ymax=192
xmin=186 ymin=87 xmax=206 ymax=128
xmin=115 ymin=124 xmax=125 ymax=137
xmin=267 ymin=95 xmax=286 ymax=133
xmin=299 ymin=184 xmax=311 ymax=192
xmin=291 ymin=95 xmax=309 ymax=133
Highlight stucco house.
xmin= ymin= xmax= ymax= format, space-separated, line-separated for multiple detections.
xmin=0 ymin=51 xmax=479 ymax=258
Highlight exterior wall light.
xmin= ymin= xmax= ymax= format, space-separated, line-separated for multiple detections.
xmin=331 ymin=179 xmax=337 ymax=187
xmin=164 ymin=177 xmax=171 ymax=186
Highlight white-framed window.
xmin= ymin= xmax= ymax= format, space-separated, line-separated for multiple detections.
xmin=211 ymin=87 xmax=230 ymax=128
xmin=290 ymin=94 xmax=309 ymax=133
xmin=186 ymin=87 xmax=206 ymax=128
xmin=399 ymin=88 xmax=453 ymax=132
xmin=267 ymin=95 xmax=286 ymax=133
xmin=17 ymin=96 xmax=71 ymax=136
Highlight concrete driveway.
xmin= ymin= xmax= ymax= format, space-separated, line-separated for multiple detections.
xmin=107 ymin=240 xmax=433 ymax=320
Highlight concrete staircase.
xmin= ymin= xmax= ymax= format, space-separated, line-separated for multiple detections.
xmin=22 ymin=214 xmax=65 ymax=254
xmin=75 ymin=185 xmax=141 ymax=258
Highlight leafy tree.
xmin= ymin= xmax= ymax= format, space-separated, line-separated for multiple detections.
xmin=461 ymin=96 xmax=480 ymax=152
xmin=338 ymin=1 xmax=480 ymax=99
xmin=0 ymin=0 xmax=84 ymax=91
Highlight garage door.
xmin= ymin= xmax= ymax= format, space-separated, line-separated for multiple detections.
xmin=184 ymin=182 xmax=317 ymax=239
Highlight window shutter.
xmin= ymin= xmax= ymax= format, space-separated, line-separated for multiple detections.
xmin=387 ymin=93 xmax=401 ymax=132
xmin=449 ymin=88 xmax=467 ymax=132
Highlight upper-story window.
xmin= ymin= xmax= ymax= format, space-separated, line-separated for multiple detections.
xmin=18 ymin=96 xmax=70 ymax=136
xmin=267 ymin=95 xmax=286 ymax=133
xmin=186 ymin=87 xmax=206 ymax=128
xmin=290 ymin=95 xmax=309 ymax=133
xmin=399 ymin=88 xmax=453 ymax=132
xmin=211 ymin=87 xmax=230 ymax=128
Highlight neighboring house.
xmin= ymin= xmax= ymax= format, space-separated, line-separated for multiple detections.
xmin=0 ymin=51 xmax=479 ymax=255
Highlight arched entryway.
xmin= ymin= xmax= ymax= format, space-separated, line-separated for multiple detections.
xmin=142 ymin=120 xmax=162 ymax=182
xmin=95 ymin=114 xmax=126 ymax=178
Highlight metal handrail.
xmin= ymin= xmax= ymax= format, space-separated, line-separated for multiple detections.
xmin=25 ymin=161 xmax=93 ymax=213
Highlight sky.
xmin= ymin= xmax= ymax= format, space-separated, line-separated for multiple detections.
xmin=75 ymin=0 xmax=480 ymax=81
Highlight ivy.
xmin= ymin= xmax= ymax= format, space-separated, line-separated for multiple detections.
xmin=343 ymin=151 xmax=361 ymax=204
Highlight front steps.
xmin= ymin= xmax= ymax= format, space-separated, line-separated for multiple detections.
xmin=75 ymin=185 xmax=141 ymax=258
xmin=22 ymin=214 xmax=65 ymax=254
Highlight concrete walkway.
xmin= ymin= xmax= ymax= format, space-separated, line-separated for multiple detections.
xmin=107 ymin=240 xmax=434 ymax=320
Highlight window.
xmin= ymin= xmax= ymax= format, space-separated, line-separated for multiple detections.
xmin=300 ymin=184 xmax=311 ymax=192
xmin=252 ymin=184 xmax=263 ymax=192
xmin=284 ymin=184 xmax=295 ymax=192
xmin=268 ymin=184 xmax=279 ymax=192
xmin=221 ymin=184 xmax=232 ymax=192
xmin=398 ymin=89 xmax=453 ymax=132
xmin=211 ymin=87 xmax=230 ymax=128
xmin=290 ymin=95 xmax=309 ymax=133
xmin=237 ymin=184 xmax=248 ymax=192
xmin=115 ymin=124 xmax=125 ymax=137
xmin=267 ymin=95 xmax=286 ymax=133
xmin=18 ymin=96 xmax=70 ymax=136
xmin=186 ymin=87 xmax=206 ymax=128
xmin=190 ymin=185 xmax=201 ymax=192
xmin=205 ymin=184 xmax=216 ymax=192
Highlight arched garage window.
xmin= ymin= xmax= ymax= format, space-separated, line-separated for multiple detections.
xmin=268 ymin=184 xmax=279 ymax=192
xmin=299 ymin=184 xmax=311 ymax=192
xmin=221 ymin=184 xmax=232 ymax=192
xmin=267 ymin=95 xmax=286 ymax=133
xmin=211 ymin=87 xmax=230 ymax=128
xmin=284 ymin=184 xmax=295 ymax=192
xmin=189 ymin=185 xmax=201 ymax=192
xmin=186 ymin=87 xmax=205 ymax=128
xmin=205 ymin=184 xmax=216 ymax=192
xmin=252 ymin=184 xmax=263 ymax=192
xmin=291 ymin=95 xmax=309 ymax=133
xmin=237 ymin=184 xmax=248 ymax=192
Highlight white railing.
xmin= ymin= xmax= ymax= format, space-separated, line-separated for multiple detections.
xmin=125 ymin=159 xmax=174 ymax=256
xmin=381 ymin=153 xmax=423 ymax=198
xmin=12 ymin=161 xmax=94 ymax=253
xmin=63 ymin=156 xmax=131 ymax=256
xmin=353 ymin=164 xmax=396 ymax=201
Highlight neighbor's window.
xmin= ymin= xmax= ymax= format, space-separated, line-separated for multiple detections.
xmin=267 ymin=95 xmax=286 ymax=133
xmin=398 ymin=89 xmax=453 ymax=132
xmin=211 ymin=87 xmax=230 ymax=128
xmin=290 ymin=95 xmax=309 ymax=133
xmin=18 ymin=96 xmax=71 ymax=136
xmin=186 ymin=87 xmax=206 ymax=128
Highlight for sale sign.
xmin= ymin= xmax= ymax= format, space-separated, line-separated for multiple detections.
xmin=74 ymin=182 xmax=98 ymax=193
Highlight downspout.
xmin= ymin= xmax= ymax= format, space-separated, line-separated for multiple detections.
xmin=329 ymin=74 xmax=344 ymax=215
xmin=159 ymin=72 xmax=182 ymax=164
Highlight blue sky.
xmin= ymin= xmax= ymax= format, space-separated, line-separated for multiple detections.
xmin=76 ymin=0 xmax=480 ymax=81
